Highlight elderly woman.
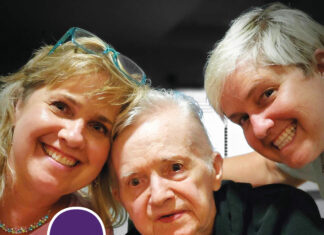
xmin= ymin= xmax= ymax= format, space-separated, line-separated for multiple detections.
xmin=204 ymin=3 xmax=324 ymax=195
xmin=0 ymin=27 xmax=147 ymax=234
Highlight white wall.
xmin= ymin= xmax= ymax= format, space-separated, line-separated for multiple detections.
xmin=178 ymin=89 xmax=253 ymax=158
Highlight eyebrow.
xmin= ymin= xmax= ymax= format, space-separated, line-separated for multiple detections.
xmin=61 ymin=93 xmax=80 ymax=106
xmin=96 ymin=116 xmax=113 ymax=125
xmin=159 ymin=155 xmax=187 ymax=161
xmin=226 ymin=81 xmax=261 ymax=121
xmin=160 ymin=155 xmax=192 ymax=167
xmin=227 ymin=76 xmax=275 ymax=121
xmin=120 ymin=155 xmax=189 ymax=179
xmin=246 ymin=79 xmax=263 ymax=100
xmin=120 ymin=172 xmax=133 ymax=179
xmin=61 ymin=94 xmax=114 ymax=125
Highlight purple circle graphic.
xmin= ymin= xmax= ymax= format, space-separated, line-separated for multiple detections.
xmin=48 ymin=207 xmax=105 ymax=235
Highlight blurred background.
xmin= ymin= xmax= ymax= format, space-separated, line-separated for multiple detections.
xmin=1 ymin=0 xmax=323 ymax=88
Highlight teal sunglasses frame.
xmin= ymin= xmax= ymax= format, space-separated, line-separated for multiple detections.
xmin=49 ymin=27 xmax=146 ymax=85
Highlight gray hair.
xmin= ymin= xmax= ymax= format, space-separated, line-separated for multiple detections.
xmin=204 ymin=2 xmax=324 ymax=117
xmin=113 ymin=89 xmax=214 ymax=163
xmin=114 ymin=89 xmax=200 ymax=134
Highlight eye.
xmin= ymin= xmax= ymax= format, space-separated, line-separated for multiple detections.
xmin=239 ymin=114 xmax=249 ymax=126
xmin=50 ymin=101 xmax=72 ymax=116
xmin=171 ymin=163 xmax=183 ymax=172
xmin=259 ymin=88 xmax=276 ymax=105
xmin=88 ymin=121 xmax=109 ymax=136
xmin=263 ymin=89 xmax=274 ymax=98
xmin=129 ymin=178 xmax=140 ymax=187
xmin=166 ymin=162 xmax=187 ymax=180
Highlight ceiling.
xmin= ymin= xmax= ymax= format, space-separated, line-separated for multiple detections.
xmin=1 ymin=0 xmax=323 ymax=88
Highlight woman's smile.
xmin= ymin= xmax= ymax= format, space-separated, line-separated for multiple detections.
xmin=273 ymin=122 xmax=297 ymax=150
xmin=41 ymin=143 xmax=79 ymax=167
xmin=9 ymin=75 xmax=120 ymax=195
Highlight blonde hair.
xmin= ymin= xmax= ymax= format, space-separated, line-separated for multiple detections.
xmin=91 ymin=86 xmax=149 ymax=227
xmin=0 ymin=37 xmax=148 ymax=227
xmin=204 ymin=2 xmax=324 ymax=117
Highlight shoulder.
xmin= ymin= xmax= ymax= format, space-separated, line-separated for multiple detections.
xmin=217 ymin=181 xmax=324 ymax=234
xmin=218 ymin=180 xmax=319 ymax=205
xmin=252 ymin=183 xmax=324 ymax=234
xmin=220 ymin=181 xmax=322 ymax=219
xmin=252 ymin=183 xmax=318 ymax=210
xmin=276 ymin=156 xmax=321 ymax=182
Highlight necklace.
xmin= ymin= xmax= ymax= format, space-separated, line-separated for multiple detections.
xmin=0 ymin=211 xmax=50 ymax=234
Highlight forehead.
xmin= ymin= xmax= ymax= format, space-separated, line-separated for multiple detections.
xmin=45 ymin=75 xmax=120 ymax=118
xmin=224 ymin=63 xmax=288 ymax=88
xmin=52 ymin=73 xmax=108 ymax=92
xmin=112 ymin=111 xmax=203 ymax=173
xmin=50 ymin=73 xmax=117 ymax=105
xmin=221 ymin=64 xmax=286 ymax=106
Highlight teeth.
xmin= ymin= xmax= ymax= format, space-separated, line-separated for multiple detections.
xmin=43 ymin=144 xmax=77 ymax=167
xmin=273 ymin=123 xmax=296 ymax=150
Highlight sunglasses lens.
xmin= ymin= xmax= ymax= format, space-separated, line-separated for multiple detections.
xmin=116 ymin=54 xmax=146 ymax=84
xmin=74 ymin=28 xmax=92 ymax=38
xmin=73 ymin=29 xmax=106 ymax=54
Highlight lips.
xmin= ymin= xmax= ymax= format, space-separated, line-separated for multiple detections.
xmin=273 ymin=122 xmax=297 ymax=150
xmin=157 ymin=211 xmax=185 ymax=223
xmin=42 ymin=143 xmax=79 ymax=167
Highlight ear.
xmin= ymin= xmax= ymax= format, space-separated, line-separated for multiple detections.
xmin=314 ymin=48 xmax=324 ymax=75
xmin=211 ymin=152 xmax=223 ymax=191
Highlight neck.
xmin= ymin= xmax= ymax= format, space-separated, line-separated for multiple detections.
xmin=0 ymin=182 xmax=69 ymax=228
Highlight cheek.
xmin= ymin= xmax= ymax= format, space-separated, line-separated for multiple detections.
xmin=178 ymin=182 xmax=214 ymax=228
xmin=243 ymin=127 xmax=264 ymax=151
xmin=14 ymin=105 xmax=55 ymax=138
xmin=12 ymin=113 xmax=46 ymax=156
xmin=272 ymin=101 xmax=295 ymax=117
xmin=268 ymin=89 xmax=302 ymax=119
xmin=87 ymin=141 xmax=110 ymax=167
xmin=179 ymin=176 xmax=212 ymax=209
xmin=244 ymin=129 xmax=257 ymax=147
xmin=123 ymin=197 xmax=147 ymax=223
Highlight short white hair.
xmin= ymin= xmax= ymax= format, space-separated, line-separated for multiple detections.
xmin=204 ymin=2 xmax=324 ymax=117
xmin=113 ymin=89 xmax=216 ymax=170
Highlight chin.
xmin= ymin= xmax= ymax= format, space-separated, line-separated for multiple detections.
xmin=154 ymin=225 xmax=197 ymax=235
xmin=283 ymin=153 xmax=312 ymax=169
xmin=285 ymin=161 xmax=305 ymax=169
xmin=172 ymin=228 xmax=196 ymax=235
xmin=33 ymin=176 xmax=71 ymax=195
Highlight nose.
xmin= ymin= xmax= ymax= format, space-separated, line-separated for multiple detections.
xmin=250 ymin=113 xmax=274 ymax=139
xmin=58 ymin=119 xmax=85 ymax=148
xmin=149 ymin=174 xmax=174 ymax=207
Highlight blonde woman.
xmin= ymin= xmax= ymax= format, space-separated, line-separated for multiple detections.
xmin=0 ymin=27 xmax=148 ymax=234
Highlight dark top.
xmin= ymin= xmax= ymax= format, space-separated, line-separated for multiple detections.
xmin=127 ymin=181 xmax=324 ymax=234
